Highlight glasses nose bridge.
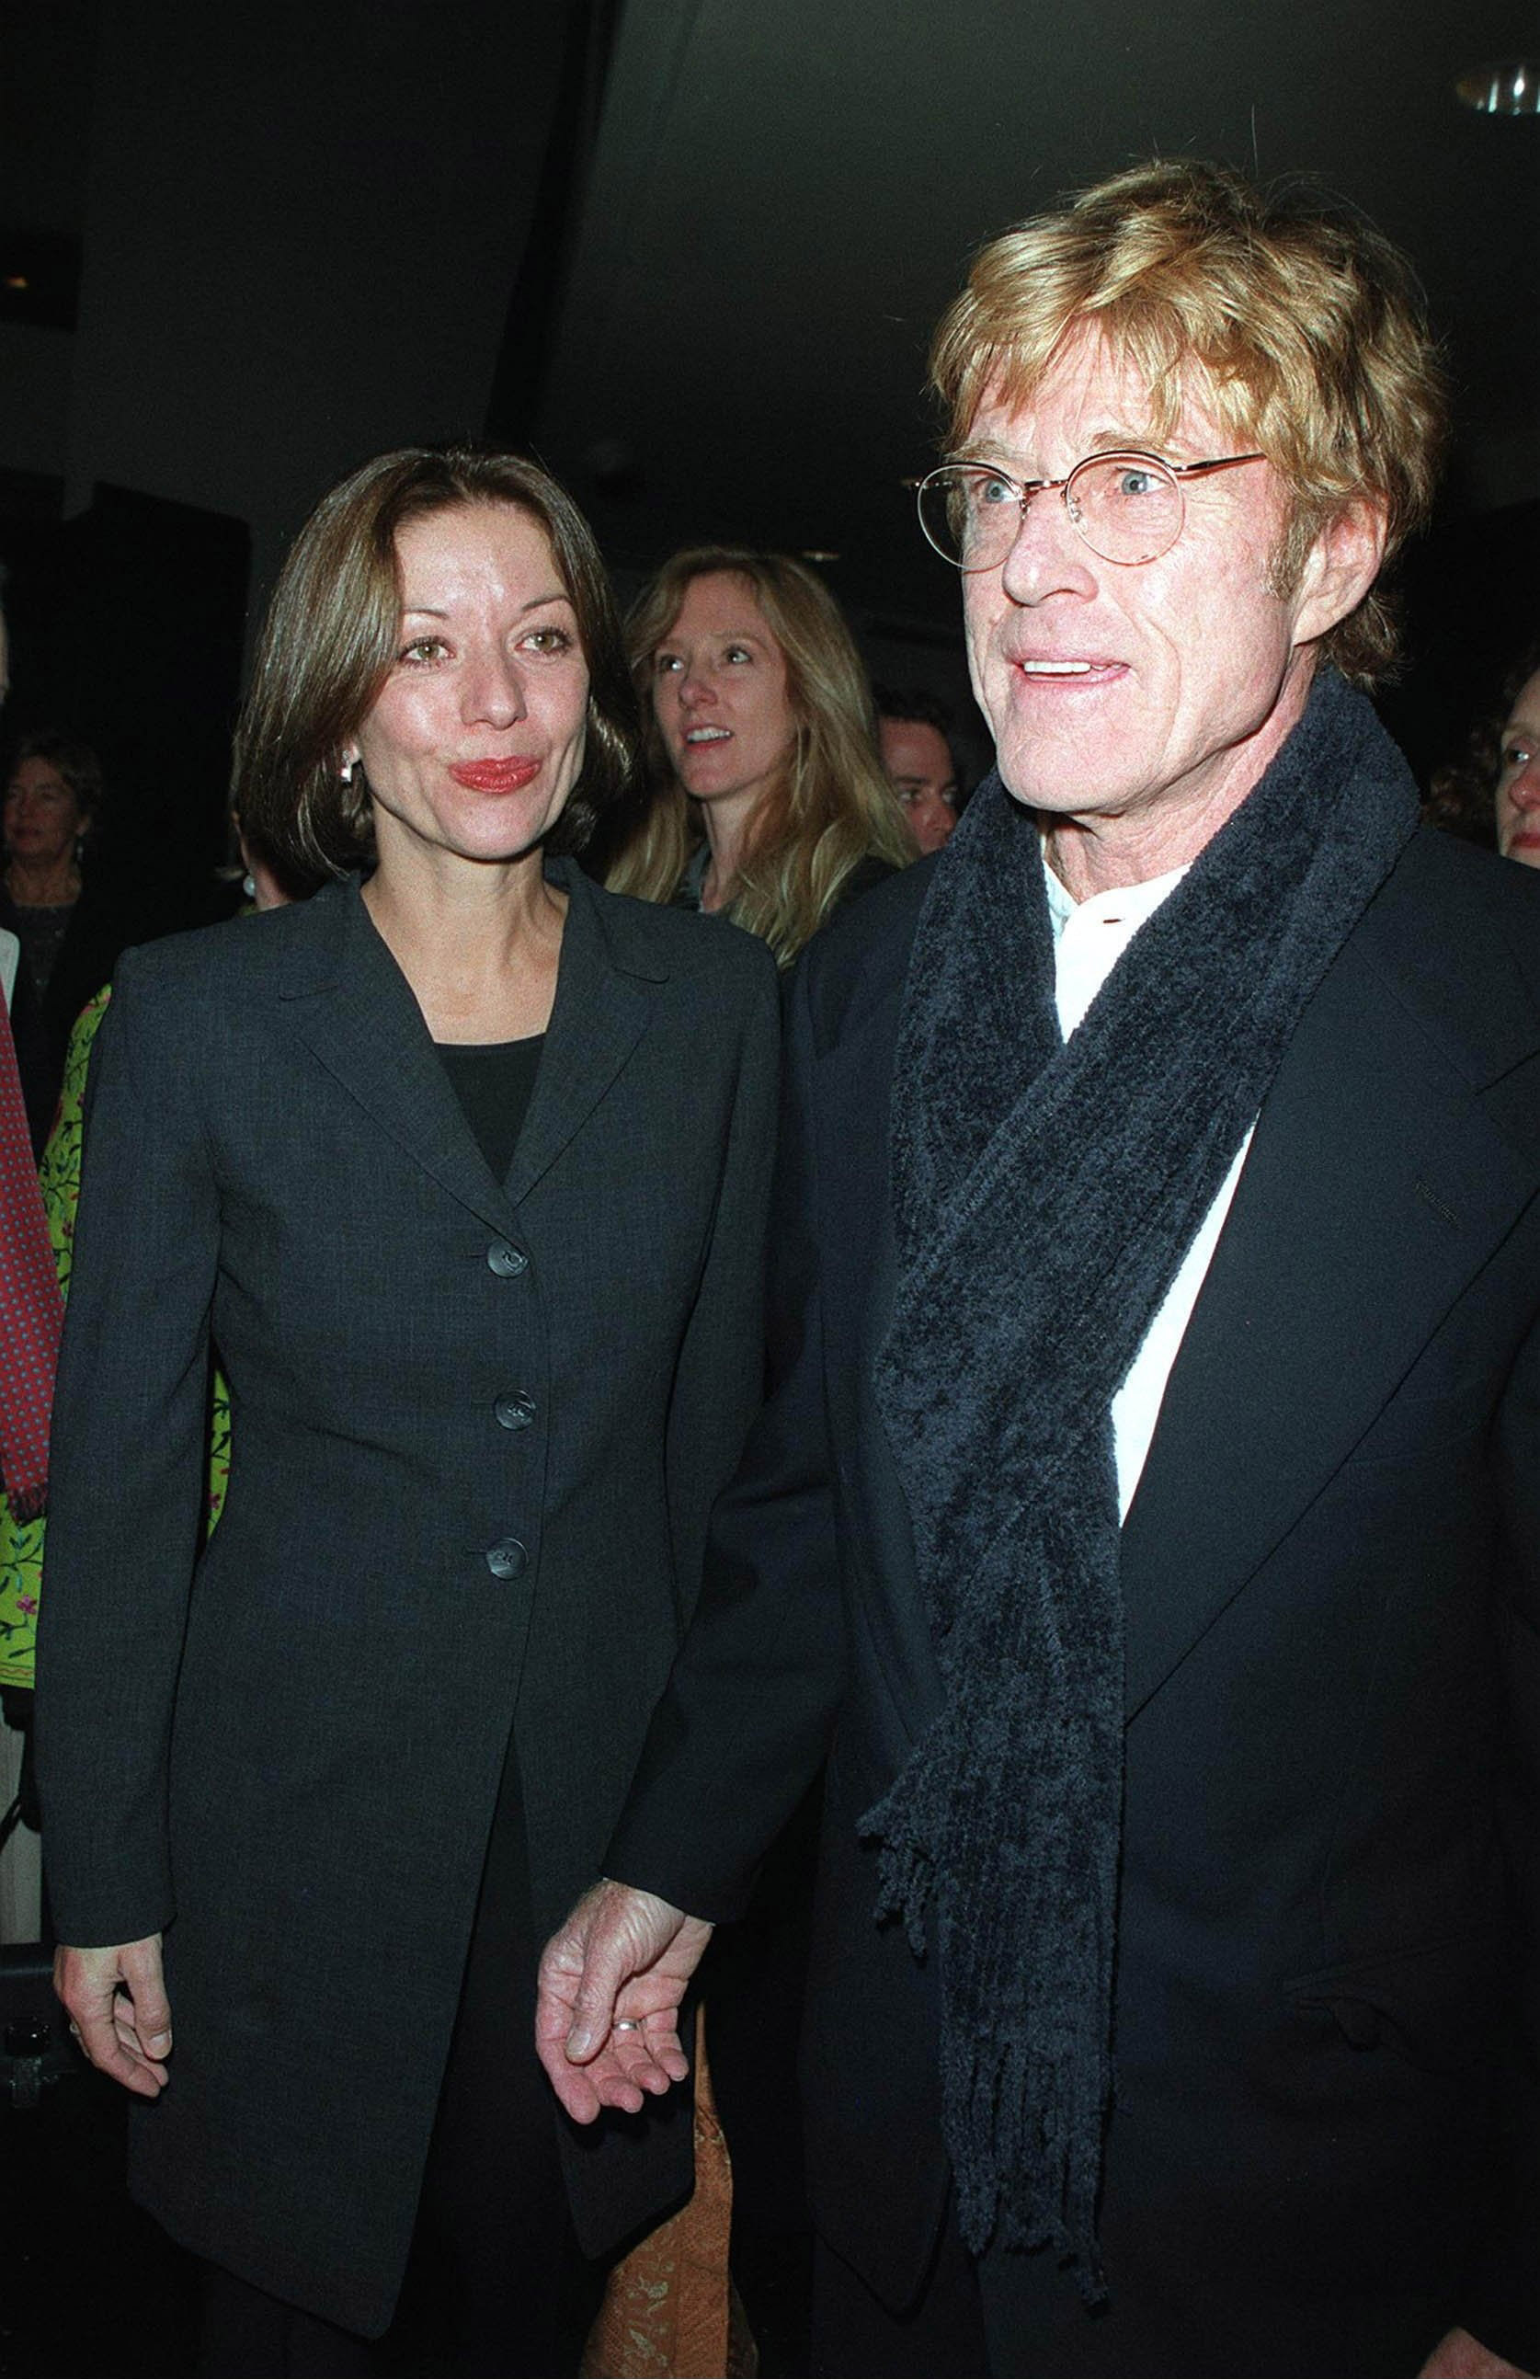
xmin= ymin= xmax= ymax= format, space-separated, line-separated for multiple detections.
xmin=1007 ymin=467 xmax=1079 ymax=554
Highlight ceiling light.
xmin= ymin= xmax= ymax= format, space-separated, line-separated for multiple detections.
xmin=1455 ymin=59 xmax=1540 ymax=113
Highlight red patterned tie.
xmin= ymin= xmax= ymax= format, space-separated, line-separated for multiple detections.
xmin=0 ymin=994 xmax=62 ymax=1519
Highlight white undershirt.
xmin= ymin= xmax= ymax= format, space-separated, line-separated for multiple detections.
xmin=1044 ymin=855 xmax=1252 ymax=1522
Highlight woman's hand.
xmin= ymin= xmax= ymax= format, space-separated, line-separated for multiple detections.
xmin=536 ymin=1879 xmax=713 ymax=2123
xmin=53 ymin=1934 xmax=172 ymax=2098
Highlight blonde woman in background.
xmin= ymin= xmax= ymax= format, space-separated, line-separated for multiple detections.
xmin=610 ymin=547 xmax=913 ymax=961
xmin=610 ymin=553 xmax=908 ymax=2379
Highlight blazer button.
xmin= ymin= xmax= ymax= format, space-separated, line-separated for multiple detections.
xmin=485 ymin=1538 xmax=529 ymax=1580
xmin=494 ymin=1391 xmax=536 ymax=1431
xmin=487 ymin=1241 xmax=528 ymax=1277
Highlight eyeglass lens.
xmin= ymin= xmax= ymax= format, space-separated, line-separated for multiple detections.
xmin=920 ymin=456 xmax=1184 ymax=568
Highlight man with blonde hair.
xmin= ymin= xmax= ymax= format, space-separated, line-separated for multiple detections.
xmin=539 ymin=161 xmax=1539 ymax=2377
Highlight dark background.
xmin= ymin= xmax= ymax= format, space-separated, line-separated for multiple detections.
xmin=0 ymin=0 xmax=1534 ymax=901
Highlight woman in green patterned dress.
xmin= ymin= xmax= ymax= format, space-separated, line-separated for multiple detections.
xmin=0 ymin=829 xmax=302 ymax=1692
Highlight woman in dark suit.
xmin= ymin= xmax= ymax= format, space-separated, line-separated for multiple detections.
xmin=35 ymin=446 xmax=779 ymax=2377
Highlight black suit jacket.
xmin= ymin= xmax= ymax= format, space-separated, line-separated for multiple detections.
xmin=610 ymin=824 xmax=1540 ymax=2374
xmin=35 ymin=864 xmax=779 ymax=2335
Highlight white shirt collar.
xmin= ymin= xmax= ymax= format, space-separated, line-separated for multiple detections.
xmin=1041 ymin=845 xmax=1192 ymax=942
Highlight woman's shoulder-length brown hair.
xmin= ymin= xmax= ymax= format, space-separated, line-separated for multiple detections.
xmin=233 ymin=444 xmax=642 ymax=882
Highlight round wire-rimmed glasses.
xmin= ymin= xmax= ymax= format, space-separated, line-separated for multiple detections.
xmin=910 ymin=449 xmax=1267 ymax=571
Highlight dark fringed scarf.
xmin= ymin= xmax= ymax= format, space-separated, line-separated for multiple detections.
xmin=867 ymin=669 xmax=1420 ymax=2293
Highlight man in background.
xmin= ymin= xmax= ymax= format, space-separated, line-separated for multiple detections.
xmin=874 ymin=684 xmax=962 ymax=853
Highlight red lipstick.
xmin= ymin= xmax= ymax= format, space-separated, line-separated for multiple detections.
xmin=450 ymin=757 xmax=542 ymax=793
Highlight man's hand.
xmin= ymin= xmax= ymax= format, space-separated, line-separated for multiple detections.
xmin=53 ymin=1935 xmax=172 ymax=2099
xmin=536 ymin=1878 xmax=713 ymax=2123
xmin=1420 ymin=2328 xmax=1529 ymax=2376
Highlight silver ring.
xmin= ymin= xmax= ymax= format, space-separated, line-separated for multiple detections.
xmin=612 ymin=2019 xmax=642 ymax=2031
xmin=68 ymin=2020 xmax=80 ymax=2037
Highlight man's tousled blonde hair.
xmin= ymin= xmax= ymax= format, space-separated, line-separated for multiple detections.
xmin=931 ymin=158 xmax=1447 ymax=685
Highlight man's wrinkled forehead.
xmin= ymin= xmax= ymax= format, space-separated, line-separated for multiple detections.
xmin=956 ymin=322 xmax=1237 ymax=463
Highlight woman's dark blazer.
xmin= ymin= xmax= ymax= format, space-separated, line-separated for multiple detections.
xmin=33 ymin=860 xmax=779 ymax=2336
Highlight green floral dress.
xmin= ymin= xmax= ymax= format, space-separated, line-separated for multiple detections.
xmin=0 ymin=987 xmax=232 ymax=1688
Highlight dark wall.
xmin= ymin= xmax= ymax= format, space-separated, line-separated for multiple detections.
xmin=5 ymin=487 xmax=250 ymax=934
xmin=1378 ymin=500 xmax=1540 ymax=794
xmin=0 ymin=0 xmax=602 ymax=931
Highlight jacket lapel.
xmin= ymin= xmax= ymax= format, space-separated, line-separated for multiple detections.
xmin=1120 ymin=920 xmax=1540 ymax=1719
xmin=279 ymin=877 xmax=517 ymax=1231
xmin=276 ymin=868 xmax=662 ymax=1232
xmin=505 ymin=864 xmax=661 ymax=1208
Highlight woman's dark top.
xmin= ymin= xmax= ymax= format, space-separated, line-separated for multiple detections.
xmin=434 ymin=1036 xmax=545 ymax=1184
xmin=0 ymin=881 xmax=131 ymax=1156
xmin=11 ymin=902 xmax=74 ymax=1003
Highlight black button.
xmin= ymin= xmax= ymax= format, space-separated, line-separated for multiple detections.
xmin=486 ymin=1241 xmax=528 ymax=1277
xmin=485 ymin=1538 xmax=529 ymax=1580
xmin=494 ymin=1391 xmax=536 ymax=1431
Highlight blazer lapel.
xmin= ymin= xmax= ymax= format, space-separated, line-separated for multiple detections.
xmin=278 ymin=867 xmax=664 ymax=1232
xmin=504 ymin=864 xmax=661 ymax=1208
xmin=277 ymin=878 xmax=518 ymax=1232
xmin=1120 ymin=923 xmax=1540 ymax=1719
xmin=280 ymin=873 xmax=665 ymax=1227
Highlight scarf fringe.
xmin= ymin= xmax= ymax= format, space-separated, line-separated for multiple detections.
xmin=948 ymin=2028 xmax=1111 ymax=2304
xmin=863 ymin=1779 xmax=935 ymax=1959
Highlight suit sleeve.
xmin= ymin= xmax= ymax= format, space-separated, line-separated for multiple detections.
xmin=33 ymin=949 xmax=221 ymax=1947
xmin=606 ymin=944 xmax=848 ymax=1922
xmin=662 ymin=940 xmax=781 ymax=1631
xmin=1464 ymin=1300 xmax=1540 ymax=2369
